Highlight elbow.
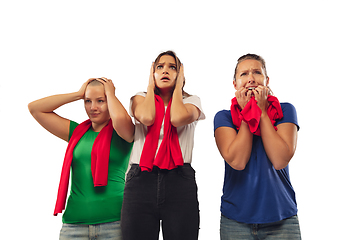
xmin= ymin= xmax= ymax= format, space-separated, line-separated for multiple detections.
xmin=28 ymin=102 xmax=36 ymax=115
xmin=170 ymin=114 xmax=193 ymax=128
xmin=135 ymin=112 xmax=155 ymax=126
xmin=112 ymin=116 xmax=135 ymax=143
xmin=133 ymin=107 xmax=155 ymax=126
xmin=225 ymin=156 xmax=249 ymax=171
xmin=124 ymin=134 xmax=134 ymax=143
xmin=231 ymin=163 xmax=247 ymax=171
xmin=272 ymin=155 xmax=293 ymax=170
xmin=140 ymin=116 xmax=155 ymax=126
xmin=170 ymin=105 xmax=200 ymax=127
xmin=170 ymin=118 xmax=182 ymax=128
xmin=273 ymin=163 xmax=288 ymax=170
xmin=271 ymin=147 xmax=296 ymax=170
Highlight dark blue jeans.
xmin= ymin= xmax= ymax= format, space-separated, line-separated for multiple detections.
xmin=120 ymin=164 xmax=199 ymax=240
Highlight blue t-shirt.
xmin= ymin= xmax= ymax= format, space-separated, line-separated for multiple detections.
xmin=214 ymin=103 xmax=299 ymax=224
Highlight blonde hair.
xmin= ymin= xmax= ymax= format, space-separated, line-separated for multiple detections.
xmin=88 ymin=79 xmax=103 ymax=87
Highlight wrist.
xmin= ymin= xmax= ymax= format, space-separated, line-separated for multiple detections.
xmin=147 ymin=84 xmax=155 ymax=93
xmin=172 ymin=87 xmax=183 ymax=98
xmin=74 ymin=91 xmax=84 ymax=100
xmin=260 ymin=110 xmax=268 ymax=119
xmin=105 ymin=90 xmax=116 ymax=97
xmin=174 ymin=85 xmax=183 ymax=93
xmin=240 ymin=120 xmax=249 ymax=127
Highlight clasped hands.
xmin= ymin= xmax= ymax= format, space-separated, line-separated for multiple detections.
xmin=235 ymin=86 xmax=270 ymax=113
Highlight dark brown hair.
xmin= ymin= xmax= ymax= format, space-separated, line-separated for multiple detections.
xmin=153 ymin=50 xmax=189 ymax=97
xmin=153 ymin=50 xmax=182 ymax=73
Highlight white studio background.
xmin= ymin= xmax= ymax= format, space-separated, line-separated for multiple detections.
xmin=1 ymin=1 xmax=359 ymax=239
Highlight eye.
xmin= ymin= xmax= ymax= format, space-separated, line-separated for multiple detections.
xmin=240 ymin=72 xmax=247 ymax=77
xmin=156 ymin=65 xmax=163 ymax=69
xmin=170 ymin=66 xmax=176 ymax=70
xmin=98 ymin=100 xmax=104 ymax=103
xmin=255 ymin=70 xmax=262 ymax=74
xmin=85 ymin=100 xmax=91 ymax=103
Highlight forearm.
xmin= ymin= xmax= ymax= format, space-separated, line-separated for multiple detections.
xmin=170 ymin=88 xmax=195 ymax=127
xmin=28 ymin=92 xmax=81 ymax=115
xmin=260 ymin=113 xmax=295 ymax=170
xmin=28 ymin=92 xmax=79 ymax=141
xmin=106 ymin=93 xmax=134 ymax=142
xmin=226 ymin=122 xmax=253 ymax=170
xmin=215 ymin=122 xmax=253 ymax=171
xmin=133 ymin=90 xmax=156 ymax=126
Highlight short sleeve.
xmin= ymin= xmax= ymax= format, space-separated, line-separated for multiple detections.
xmin=214 ymin=110 xmax=235 ymax=132
xmin=68 ymin=120 xmax=79 ymax=141
xmin=275 ymin=103 xmax=300 ymax=131
xmin=183 ymin=95 xmax=206 ymax=121
xmin=129 ymin=92 xmax=147 ymax=117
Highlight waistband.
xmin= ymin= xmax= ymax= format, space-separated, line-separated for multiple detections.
xmin=130 ymin=163 xmax=192 ymax=173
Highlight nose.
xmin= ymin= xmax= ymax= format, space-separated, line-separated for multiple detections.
xmin=248 ymin=72 xmax=255 ymax=83
xmin=162 ymin=66 xmax=169 ymax=74
xmin=91 ymin=102 xmax=98 ymax=110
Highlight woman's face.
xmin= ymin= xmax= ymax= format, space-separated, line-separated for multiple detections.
xmin=154 ymin=55 xmax=178 ymax=91
xmin=84 ymin=85 xmax=110 ymax=127
xmin=233 ymin=59 xmax=269 ymax=90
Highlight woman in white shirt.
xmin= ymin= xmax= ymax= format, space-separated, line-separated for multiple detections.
xmin=120 ymin=51 xmax=205 ymax=240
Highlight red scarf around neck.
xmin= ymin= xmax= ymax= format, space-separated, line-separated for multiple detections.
xmin=53 ymin=119 xmax=113 ymax=216
xmin=139 ymin=95 xmax=183 ymax=172
xmin=230 ymin=96 xmax=283 ymax=136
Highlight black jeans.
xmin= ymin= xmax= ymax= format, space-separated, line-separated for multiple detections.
xmin=121 ymin=164 xmax=200 ymax=240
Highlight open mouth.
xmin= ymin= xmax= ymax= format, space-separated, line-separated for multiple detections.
xmin=161 ymin=76 xmax=170 ymax=81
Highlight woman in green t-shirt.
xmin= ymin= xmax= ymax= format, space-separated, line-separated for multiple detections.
xmin=28 ymin=78 xmax=134 ymax=240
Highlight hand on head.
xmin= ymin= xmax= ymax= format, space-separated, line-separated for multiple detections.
xmin=175 ymin=64 xmax=185 ymax=90
xmin=97 ymin=77 xmax=115 ymax=96
xmin=78 ymin=78 xmax=96 ymax=99
xmin=148 ymin=62 xmax=156 ymax=91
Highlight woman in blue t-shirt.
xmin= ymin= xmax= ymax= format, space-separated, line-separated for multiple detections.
xmin=214 ymin=54 xmax=301 ymax=239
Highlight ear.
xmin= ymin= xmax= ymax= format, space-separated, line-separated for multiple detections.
xmin=233 ymin=79 xmax=237 ymax=89
xmin=266 ymin=77 xmax=270 ymax=86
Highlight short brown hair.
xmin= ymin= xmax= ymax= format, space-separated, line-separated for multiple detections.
xmin=233 ymin=53 xmax=268 ymax=80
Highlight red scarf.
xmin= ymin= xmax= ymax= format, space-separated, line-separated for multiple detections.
xmin=139 ymin=95 xmax=183 ymax=172
xmin=53 ymin=119 xmax=113 ymax=216
xmin=230 ymin=96 xmax=283 ymax=135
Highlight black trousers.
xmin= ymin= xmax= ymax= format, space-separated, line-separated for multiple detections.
xmin=121 ymin=164 xmax=200 ymax=240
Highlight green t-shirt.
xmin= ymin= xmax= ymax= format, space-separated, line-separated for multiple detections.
xmin=62 ymin=121 xmax=133 ymax=224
